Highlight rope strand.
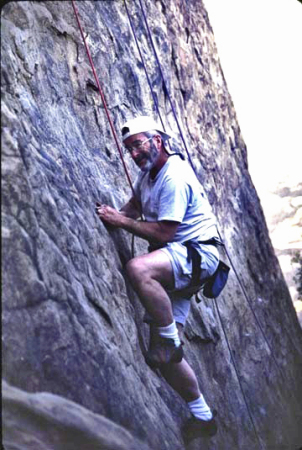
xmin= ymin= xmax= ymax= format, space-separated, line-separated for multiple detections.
xmin=123 ymin=0 xmax=173 ymax=154
xmin=71 ymin=0 xmax=138 ymax=205
xmin=214 ymin=298 xmax=265 ymax=450
xmin=137 ymin=0 xmax=197 ymax=173
xmin=217 ymin=229 xmax=287 ymax=383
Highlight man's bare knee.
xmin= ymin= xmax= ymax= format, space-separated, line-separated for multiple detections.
xmin=126 ymin=257 xmax=148 ymax=283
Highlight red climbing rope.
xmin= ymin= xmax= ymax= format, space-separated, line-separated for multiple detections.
xmin=71 ymin=0 xmax=137 ymax=203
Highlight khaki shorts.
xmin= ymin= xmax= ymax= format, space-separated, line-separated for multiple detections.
xmin=145 ymin=241 xmax=219 ymax=326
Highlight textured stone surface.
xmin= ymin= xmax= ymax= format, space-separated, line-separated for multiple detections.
xmin=1 ymin=1 xmax=302 ymax=449
xmin=2 ymin=380 xmax=152 ymax=450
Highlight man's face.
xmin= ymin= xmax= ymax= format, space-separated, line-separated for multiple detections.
xmin=124 ymin=133 xmax=160 ymax=172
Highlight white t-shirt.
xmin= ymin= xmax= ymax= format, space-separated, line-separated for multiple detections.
xmin=134 ymin=155 xmax=218 ymax=243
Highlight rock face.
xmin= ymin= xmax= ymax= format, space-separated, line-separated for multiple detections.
xmin=1 ymin=1 xmax=302 ymax=450
xmin=2 ymin=380 xmax=152 ymax=450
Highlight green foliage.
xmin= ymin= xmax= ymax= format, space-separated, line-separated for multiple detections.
xmin=292 ymin=251 xmax=302 ymax=300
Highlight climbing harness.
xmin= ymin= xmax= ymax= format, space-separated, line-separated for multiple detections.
xmin=178 ymin=239 xmax=230 ymax=300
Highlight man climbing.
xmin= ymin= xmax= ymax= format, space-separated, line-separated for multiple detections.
xmin=96 ymin=116 xmax=219 ymax=439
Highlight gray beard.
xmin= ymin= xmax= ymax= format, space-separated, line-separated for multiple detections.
xmin=140 ymin=142 xmax=160 ymax=172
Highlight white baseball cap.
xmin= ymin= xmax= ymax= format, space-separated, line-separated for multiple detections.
xmin=121 ymin=116 xmax=171 ymax=141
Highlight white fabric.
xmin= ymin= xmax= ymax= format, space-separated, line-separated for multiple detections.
xmin=188 ymin=395 xmax=213 ymax=421
xmin=160 ymin=241 xmax=219 ymax=291
xmin=134 ymin=155 xmax=218 ymax=243
xmin=157 ymin=320 xmax=181 ymax=347
xmin=121 ymin=115 xmax=171 ymax=141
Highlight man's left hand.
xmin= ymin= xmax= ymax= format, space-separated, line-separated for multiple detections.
xmin=96 ymin=204 xmax=124 ymax=228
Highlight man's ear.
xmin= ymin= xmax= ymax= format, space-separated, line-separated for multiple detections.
xmin=154 ymin=134 xmax=162 ymax=149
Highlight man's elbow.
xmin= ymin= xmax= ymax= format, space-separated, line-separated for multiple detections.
xmin=158 ymin=222 xmax=179 ymax=243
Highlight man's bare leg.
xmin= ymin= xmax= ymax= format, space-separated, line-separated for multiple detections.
xmin=127 ymin=252 xmax=216 ymax=430
xmin=161 ymin=358 xmax=201 ymax=401
xmin=126 ymin=250 xmax=175 ymax=326
xmin=150 ymin=323 xmax=214 ymax=429
xmin=126 ymin=249 xmax=184 ymax=366
xmin=127 ymin=252 xmax=204 ymax=399
xmin=150 ymin=323 xmax=200 ymax=401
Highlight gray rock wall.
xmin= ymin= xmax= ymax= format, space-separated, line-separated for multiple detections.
xmin=2 ymin=380 xmax=152 ymax=450
xmin=2 ymin=1 xmax=302 ymax=449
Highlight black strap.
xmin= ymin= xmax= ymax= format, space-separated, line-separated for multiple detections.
xmin=148 ymin=242 xmax=165 ymax=253
xmin=198 ymin=237 xmax=224 ymax=247
xmin=148 ymin=237 xmax=223 ymax=263
xmin=183 ymin=241 xmax=201 ymax=286
xmin=184 ymin=237 xmax=224 ymax=288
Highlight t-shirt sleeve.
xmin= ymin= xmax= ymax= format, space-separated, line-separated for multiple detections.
xmin=157 ymin=177 xmax=191 ymax=222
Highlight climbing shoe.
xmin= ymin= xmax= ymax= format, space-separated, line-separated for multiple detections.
xmin=182 ymin=410 xmax=218 ymax=442
xmin=145 ymin=337 xmax=183 ymax=368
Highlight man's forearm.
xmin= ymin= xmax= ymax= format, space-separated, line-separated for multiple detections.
xmin=120 ymin=216 xmax=172 ymax=244
xmin=96 ymin=204 xmax=178 ymax=243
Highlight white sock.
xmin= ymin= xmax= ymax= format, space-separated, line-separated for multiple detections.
xmin=157 ymin=321 xmax=181 ymax=347
xmin=188 ymin=394 xmax=213 ymax=421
